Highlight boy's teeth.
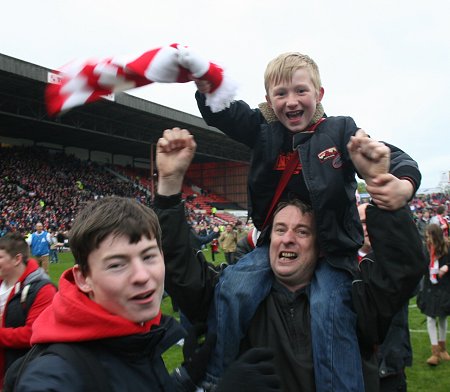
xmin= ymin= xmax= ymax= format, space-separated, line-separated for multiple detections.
xmin=287 ymin=111 xmax=302 ymax=118
xmin=135 ymin=292 xmax=151 ymax=299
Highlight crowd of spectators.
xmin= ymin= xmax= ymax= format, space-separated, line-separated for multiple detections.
xmin=1 ymin=145 xmax=448 ymax=244
xmin=0 ymin=145 xmax=150 ymax=237
xmin=410 ymin=193 xmax=450 ymax=212
xmin=410 ymin=194 xmax=450 ymax=231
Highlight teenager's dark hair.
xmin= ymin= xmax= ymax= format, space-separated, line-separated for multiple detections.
xmin=0 ymin=232 xmax=29 ymax=263
xmin=69 ymin=197 xmax=162 ymax=275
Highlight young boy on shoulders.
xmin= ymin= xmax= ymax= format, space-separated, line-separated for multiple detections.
xmin=191 ymin=51 xmax=421 ymax=391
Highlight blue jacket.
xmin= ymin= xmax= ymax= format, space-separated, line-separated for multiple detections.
xmin=29 ymin=232 xmax=50 ymax=256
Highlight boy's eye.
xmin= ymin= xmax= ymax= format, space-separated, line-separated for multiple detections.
xmin=273 ymin=90 xmax=285 ymax=97
xmin=107 ymin=261 xmax=125 ymax=270
xmin=143 ymin=252 xmax=160 ymax=263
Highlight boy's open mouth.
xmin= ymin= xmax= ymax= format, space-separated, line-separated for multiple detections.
xmin=132 ymin=290 xmax=154 ymax=300
xmin=286 ymin=110 xmax=303 ymax=119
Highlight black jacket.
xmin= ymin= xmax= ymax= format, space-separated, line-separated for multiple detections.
xmin=353 ymin=207 xmax=427 ymax=352
xmin=14 ymin=316 xmax=193 ymax=392
xmin=155 ymin=194 xmax=427 ymax=392
xmin=196 ymin=93 xmax=422 ymax=272
xmin=377 ymin=303 xmax=412 ymax=378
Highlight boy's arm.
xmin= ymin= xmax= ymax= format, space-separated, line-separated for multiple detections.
xmin=195 ymin=91 xmax=263 ymax=148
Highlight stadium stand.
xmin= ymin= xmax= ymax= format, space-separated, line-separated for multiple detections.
xmin=0 ymin=144 xmax=242 ymax=237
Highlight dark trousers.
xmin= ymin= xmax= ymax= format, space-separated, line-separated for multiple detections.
xmin=224 ymin=251 xmax=235 ymax=265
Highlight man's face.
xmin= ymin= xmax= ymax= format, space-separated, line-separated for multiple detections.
xmin=266 ymin=68 xmax=324 ymax=133
xmin=74 ymin=233 xmax=165 ymax=323
xmin=36 ymin=223 xmax=43 ymax=233
xmin=269 ymin=205 xmax=318 ymax=291
xmin=226 ymin=225 xmax=233 ymax=232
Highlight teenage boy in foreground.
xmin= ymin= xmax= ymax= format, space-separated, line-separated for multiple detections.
xmin=11 ymin=196 xmax=278 ymax=391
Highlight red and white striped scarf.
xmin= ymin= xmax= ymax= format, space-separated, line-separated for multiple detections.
xmin=45 ymin=43 xmax=237 ymax=116
xmin=429 ymin=244 xmax=439 ymax=284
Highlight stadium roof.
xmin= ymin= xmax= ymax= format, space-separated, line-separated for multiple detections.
xmin=0 ymin=53 xmax=250 ymax=164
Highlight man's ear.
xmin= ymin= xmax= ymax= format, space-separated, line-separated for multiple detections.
xmin=72 ymin=265 xmax=92 ymax=294
xmin=265 ymin=94 xmax=273 ymax=109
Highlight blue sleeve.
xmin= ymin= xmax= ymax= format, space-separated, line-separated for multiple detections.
xmin=16 ymin=355 xmax=85 ymax=392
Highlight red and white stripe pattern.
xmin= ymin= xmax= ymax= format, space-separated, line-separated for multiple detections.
xmin=45 ymin=43 xmax=237 ymax=116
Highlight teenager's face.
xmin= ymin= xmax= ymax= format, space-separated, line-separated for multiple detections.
xmin=0 ymin=249 xmax=18 ymax=281
xmin=269 ymin=205 xmax=318 ymax=291
xmin=266 ymin=68 xmax=324 ymax=133
xmin=74 ymin=233 xmax=165 ymax=323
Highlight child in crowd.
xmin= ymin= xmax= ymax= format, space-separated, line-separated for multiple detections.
xmin=0 ymin=233 xmax=56 ymax=389
xmin=192 ymin=52 xmax=421 ymax=391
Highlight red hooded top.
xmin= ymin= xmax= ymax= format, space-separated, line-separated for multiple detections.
xmin=31 ymin=268 xmax=161 ymax=344
xmin=0 ymin=259 xmax=56 ymax=387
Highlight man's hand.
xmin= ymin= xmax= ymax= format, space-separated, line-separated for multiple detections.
xmin=347 ymin=129 xmax=390 ymax=182
xmin=156 ymin=127 xmax=196 ymax=196
xmin=366 ymin=174 xmax=414 ymax=210
xmin=216 ymin=348 xmax=281 ymax=392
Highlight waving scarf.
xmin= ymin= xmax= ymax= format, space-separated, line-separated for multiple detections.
xmin=45 ymin=43 xmax=237 ymax=116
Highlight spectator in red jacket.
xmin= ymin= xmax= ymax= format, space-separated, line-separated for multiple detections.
xmin=0 ymin=232 xmax=56 ymax=388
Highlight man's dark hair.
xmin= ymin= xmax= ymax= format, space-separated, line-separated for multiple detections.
xmin=272 ymin=198 xmax=313 ymax=219
xmin=69 ymin=197 xmax=162 ymax=276
xmin=258 ymin=198 xmax=314 ymax=246
xmin=0 ymin=232 xmax=30 ymax=263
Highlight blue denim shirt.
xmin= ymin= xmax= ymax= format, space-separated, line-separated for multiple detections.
xmin=205 ymin=245 xmax=273 ymax=381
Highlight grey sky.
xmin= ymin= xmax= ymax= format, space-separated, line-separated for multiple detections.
xmin=2 ymin=0 xmax=449 ymax=189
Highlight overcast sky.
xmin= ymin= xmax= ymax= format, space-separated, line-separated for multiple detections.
xmin=2 ymin=0 xmax=449 ymax=190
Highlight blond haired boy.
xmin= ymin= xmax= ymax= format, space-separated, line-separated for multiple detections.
xmin=194 ymin=51 xmax=421 ymax=391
